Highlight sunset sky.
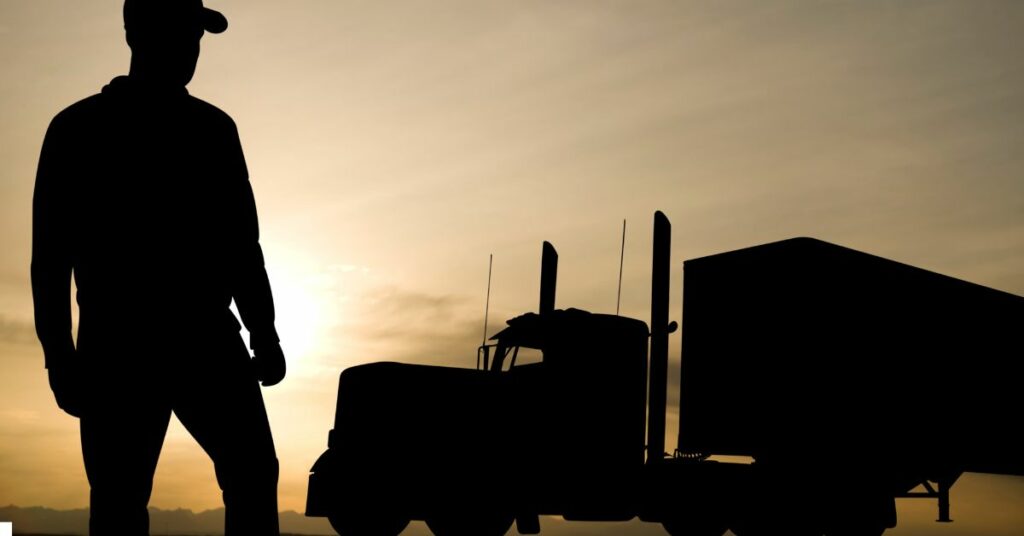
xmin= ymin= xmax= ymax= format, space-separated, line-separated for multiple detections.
xmin=2 ymin=1 xmax=1023 ymax=534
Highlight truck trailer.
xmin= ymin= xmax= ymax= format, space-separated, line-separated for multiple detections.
xmin=306 ymin=211 xmax=1024 ymax=536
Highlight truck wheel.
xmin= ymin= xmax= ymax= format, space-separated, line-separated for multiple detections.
xmin=662 ymin=517 xmax=727 ymax=536
xmin=426 ymin=512 xmax=514 ymax=536
xmin=327 ymin=512 xmax=409 ymax=536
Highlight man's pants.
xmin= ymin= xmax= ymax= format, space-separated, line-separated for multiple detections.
xmin=78 ymin=330 xmax=279 ymax=536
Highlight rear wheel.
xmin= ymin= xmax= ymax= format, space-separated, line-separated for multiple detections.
xmin=327 ymin=511 xmax=409 ymax=536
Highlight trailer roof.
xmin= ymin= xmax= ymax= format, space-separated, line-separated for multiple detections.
xmin=684 ymin=237 xmax=1024 ymax=306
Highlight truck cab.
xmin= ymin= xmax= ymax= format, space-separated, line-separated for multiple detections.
xmin=306 ymin=307 xmax=649 ymax=536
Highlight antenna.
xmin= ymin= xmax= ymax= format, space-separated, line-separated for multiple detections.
xmin=481 ymin=254 xmax=493 ymax=346
xmin=616 ymin=219 xmax=627 ymax=315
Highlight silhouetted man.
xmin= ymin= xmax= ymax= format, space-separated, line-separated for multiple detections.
xmin=31 ymin=2 xmax=284 ymax=534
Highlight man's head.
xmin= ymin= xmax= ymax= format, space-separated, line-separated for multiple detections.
xmin=123 ymin=0 xmax=228 ymax=87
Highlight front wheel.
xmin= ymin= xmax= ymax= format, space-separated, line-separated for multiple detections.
xmin=327 ymin=511 xmax=410 ymax=536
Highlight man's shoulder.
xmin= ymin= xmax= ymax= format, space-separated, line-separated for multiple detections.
xmin=48 ymin=93 xmax=106 ymax=131
xmin=49 ymin=92 xmax=238 ymax=129
xmin=183 ymin=95 xmax=238 ymax=131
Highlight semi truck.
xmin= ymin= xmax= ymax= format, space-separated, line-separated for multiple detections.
xmin=305 ymin=211 xmax=1024 ymax=536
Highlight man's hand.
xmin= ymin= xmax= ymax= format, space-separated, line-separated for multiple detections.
xmin=47 ymin=362 xmax=85 ymax=418
xmin=253 ymin=342 xmax=286 ymax=387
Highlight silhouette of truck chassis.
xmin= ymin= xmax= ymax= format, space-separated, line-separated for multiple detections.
xmin=306 ymin=211 xmax=1024 ymax=536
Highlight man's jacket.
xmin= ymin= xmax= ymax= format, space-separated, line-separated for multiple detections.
xmin=32 ymin=76 xmax=278 ymax=367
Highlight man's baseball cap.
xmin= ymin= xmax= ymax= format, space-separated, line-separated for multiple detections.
xmin=123 ymin=0 xmax=228 ymax=35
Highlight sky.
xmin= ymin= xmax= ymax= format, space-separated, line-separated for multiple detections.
xmin=1 ymin=0 xmax=1023 ymax=534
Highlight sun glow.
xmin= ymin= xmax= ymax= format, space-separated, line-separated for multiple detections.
xmin=269 ymin=272 xmax=325 ymax=368
xmin=231 ymin=257 xmax=355 ymax=377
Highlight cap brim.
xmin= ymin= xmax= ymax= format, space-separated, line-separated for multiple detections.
xmin=202 ymin=8 xmax=228 ymax=34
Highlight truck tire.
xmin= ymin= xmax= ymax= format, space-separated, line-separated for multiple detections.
xmin=426 ymin=512 xmax=514 ymax=536
xmin=327 ymin=511 xmax=409 ymax=536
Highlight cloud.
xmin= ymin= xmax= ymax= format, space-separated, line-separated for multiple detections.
xmin=0 ymin=314 xmax=37 ymax=346
xmin=362 ymin=286 xmax=467 ymax=324
xmin=0 ymin=409 xmax=41 ymax=424
xmin=333 ymin=285 xmax=484 ymax=367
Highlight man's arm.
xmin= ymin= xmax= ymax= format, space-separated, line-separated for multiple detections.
xmin=225 ymin=120 xmax=279 ymax=350
xmin=32 ymin=115 xmax=84 ymax=417
xmin=31 ymin=116 xmax=75 ymax=369
xmin=224 ymin=119 xmax=285 ymax=386
xmin=234 ymin=185 xmax=282 ymax=352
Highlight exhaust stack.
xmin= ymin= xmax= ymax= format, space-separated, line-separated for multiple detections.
xmin=540 ymin=241 xmax=558 ymax=314
xmin=647 ymin=211 xmax=671 ymax=463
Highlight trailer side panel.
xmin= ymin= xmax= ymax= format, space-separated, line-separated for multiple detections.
xmin=677 ymin=237 xmax=1024 ymax=480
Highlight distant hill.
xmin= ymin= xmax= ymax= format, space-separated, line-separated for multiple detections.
xmin=0 ymin=505 xmax=332 ymax=535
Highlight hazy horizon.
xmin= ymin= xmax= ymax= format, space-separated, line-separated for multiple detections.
xmin=2 ymin=1 xmax=1024 ymax=534
xmin=4 ymin=479 xmax=1024 ymax=536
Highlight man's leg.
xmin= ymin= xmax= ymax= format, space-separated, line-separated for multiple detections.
xmin=173 ymin=333 xmax=280 ymax=536
xmin=80 ymin=377 xmax=171 ymax=536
